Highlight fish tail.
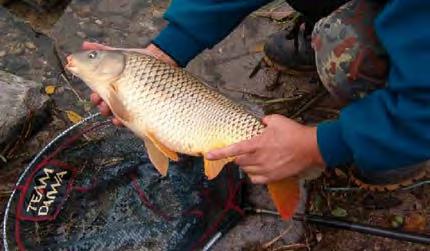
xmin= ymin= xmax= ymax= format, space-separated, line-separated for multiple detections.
xmin=267 ymin=177 xmax=300 ymax=220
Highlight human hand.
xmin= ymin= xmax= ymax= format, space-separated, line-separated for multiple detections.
xmin=206 ymin=115 xmax=325 ymax=184
xmin=81 ymin=41 xmax=178 ymax=126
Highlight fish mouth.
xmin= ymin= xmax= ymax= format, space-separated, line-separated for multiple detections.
xmin=64 ymin=55 xmax=78 ymax=73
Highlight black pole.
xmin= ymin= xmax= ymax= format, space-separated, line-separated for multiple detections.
xmin=294 ymin=214 xmax=430 ymax=245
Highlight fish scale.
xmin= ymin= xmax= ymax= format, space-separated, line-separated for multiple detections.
xmin=117 ymin=52 xmax=264 ymax=155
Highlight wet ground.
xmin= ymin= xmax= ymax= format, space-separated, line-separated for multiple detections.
xmin=0 ymin=0 xmax=429 ymax=250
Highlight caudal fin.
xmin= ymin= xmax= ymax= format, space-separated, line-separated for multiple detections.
xmin=267 ymin=177 xmax=300 ymax=220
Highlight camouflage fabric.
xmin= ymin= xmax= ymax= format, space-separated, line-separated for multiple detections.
xmin=311 ymin=0 xmax=389 ymax=103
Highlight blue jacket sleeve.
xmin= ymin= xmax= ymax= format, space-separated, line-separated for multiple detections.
xmin=152 ymin=0 xmax=271 ymax=67
xmin=317 ymin=0 xmax=430 ymax=172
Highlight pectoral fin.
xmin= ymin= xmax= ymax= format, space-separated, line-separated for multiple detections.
xmin=106 ymin=85 xmax=131 ymax=122
xmin=267 ymin=177 xmax=300 ymax=220
xmin=203 ymin=158 xmax=234 ymax=180
xmin=146 ymin=133 xmax=179 ymax=161
xmin=143 ymin=138 xmax=169 ymax=176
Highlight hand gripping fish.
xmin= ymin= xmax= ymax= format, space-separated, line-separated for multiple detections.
xmin=65 ymin=50 xmax=300 ymax=219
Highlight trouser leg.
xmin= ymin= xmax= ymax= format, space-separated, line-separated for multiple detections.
xmin=311 ymin=0 xmax=388 ymax=103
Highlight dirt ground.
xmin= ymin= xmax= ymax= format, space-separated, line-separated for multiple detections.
xmin=1 ymin=0 xmax=429 ymax=250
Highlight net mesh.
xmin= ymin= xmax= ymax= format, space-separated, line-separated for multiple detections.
xmin=3 ymin=114 xmax=245 ymax=251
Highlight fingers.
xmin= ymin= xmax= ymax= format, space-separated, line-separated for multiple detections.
xmin=235 ymin=153 xmax=260 ymax=167
xmin=90 ymin=92 xmax=123 ymax=126
xmin=206 ymin=138 xmax=258 ymax=160
xmin=81 ymin=41 xmax=113 ymax=51
xmin=240 ymin=165 xmax=261 ymax=174
xmin=112 ymin=117 xmax=123 ymax=126
xmin=97 ymin=102 xmax=112 ymax=116
xmin=91 ymin=92 xmax=110 ymax=116
xmin=248 ymin=175 xmax=269 ymax=184
xmin=90 ymin=93 xmax=102 ymax=105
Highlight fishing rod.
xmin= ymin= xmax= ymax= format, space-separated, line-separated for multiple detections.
xmin=245 ymin=208 xmax=430 ymax=245
xmin=295 ymin=213 xmax=430 ymax=245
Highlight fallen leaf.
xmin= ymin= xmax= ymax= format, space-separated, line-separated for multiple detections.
xmin=331 ymin=206 xmax=348 ymax=218
xmin=390 ymin=215 xmax=404 ymax=228
xmin=45 ymin=85 xmax=56 ymax=95
xmin=65 ymin=110 xmax=83 ymax=124
xmin=251 ymin=42 xmax=265 ymax=53
xmin=404 ymin=213 xmax=426 ymax=231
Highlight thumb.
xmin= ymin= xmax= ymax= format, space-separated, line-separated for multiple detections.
xmin=81 ymin=41 xmax=113 ymax=51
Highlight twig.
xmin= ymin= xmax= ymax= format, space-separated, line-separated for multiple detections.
xmin=311 ymin=107 xmax=340 ymax=115
xmin=244 ymin=207 xmax=279 ymax=216
xmin=99 ymin=157 xmax=125 ymax=167
xmin=266 ymin=71 xmax=282 ymax=91
xmin=290 ymin=91 xmax=327 ymax=119
xmin=272 ymin=243 xmax=307 ymax=251
xmin=0 ymin=190 xmax=12 ymax=197
xmin=323 ymin=187 xmax=360 ymax=192
xmin=401 ymin=179 xmax=430 ymax=190
xmin=254 ymin=95 xmax=304 ymax=105
xmin=263 ymin=224 xmax=294 ymax=249
xmin=217 ymin=86 xmax=271 ymax=99
xmin=60 ymin=73 xmax=84 ymax=102
xmin=0 ymin=154 xmax=7 ymax=163
xmin=249 ymin=57 xmax=265 ymax=78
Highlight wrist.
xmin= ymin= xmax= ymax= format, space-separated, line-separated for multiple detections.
xmin=145 ymin=44 xmax=178 ymax=67
xmin=306 ymin=126 xmax=326 ymax=169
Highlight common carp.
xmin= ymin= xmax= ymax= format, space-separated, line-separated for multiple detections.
xmin=65 ymin=50 xmax=300 ymax=219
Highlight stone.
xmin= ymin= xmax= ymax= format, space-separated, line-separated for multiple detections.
xmin=0 ymin=70 xmax=50 ymax=159
xmin=212 ymin=183 xmax=305 ymax=250
xmin=94 ymin=19 xmax=103 ymax=25
xmin=24 ymin=41 xmax=36 ymax=50
xmin=8 ymin=42 xmax=24 ymax=55
xmin=84 ymin=23 xmax=104 ymax=38
xmin=76 ymin=31 xmax=87 ymax=39
xmin=0 ymin=6 xmax=60 ymax=82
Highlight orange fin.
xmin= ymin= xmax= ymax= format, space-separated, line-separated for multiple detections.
xmin=143 ymin=137 xmax=169 ymax=176
xmin=146 ymin=132 xmax=179 ymax=161
xmin=203 ymin=158 xmax=233 ymax=180
xmin=107 ymin=86 xmax=131 ymax=122
xmin=267 ymin=177 xmax=300 ymax=220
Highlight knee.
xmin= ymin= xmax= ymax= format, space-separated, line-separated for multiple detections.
xmin=311 ymin=16 xmax=360 ymax=100
xmin=310 ymin=0 xmax=389 ymax=102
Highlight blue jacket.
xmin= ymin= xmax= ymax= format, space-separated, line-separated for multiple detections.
xmin=153 ymin=0 xmax=430 ymax=173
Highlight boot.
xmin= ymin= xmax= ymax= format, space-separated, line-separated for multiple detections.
xmin=263 ymin=19 xmax=315 ymax=72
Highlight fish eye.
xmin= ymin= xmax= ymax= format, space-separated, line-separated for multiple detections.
xmin=88 ymin=51 xmax=98 ymax=59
